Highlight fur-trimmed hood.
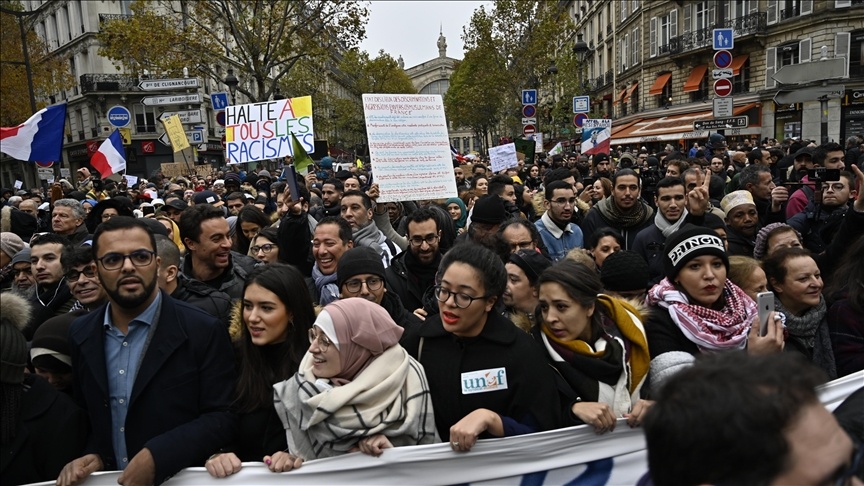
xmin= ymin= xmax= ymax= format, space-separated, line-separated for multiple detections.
xmin=1 ymin=293 xmax=32 ymax=331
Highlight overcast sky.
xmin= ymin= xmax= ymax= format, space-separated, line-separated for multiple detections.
xmin=359 ymin=1 xmax=488 ymax=68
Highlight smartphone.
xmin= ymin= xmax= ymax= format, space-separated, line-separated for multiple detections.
xmin=757 ymin=291 xmax=774 ymax=337
xmin=583 ymin=176 xmax=596 ymax=187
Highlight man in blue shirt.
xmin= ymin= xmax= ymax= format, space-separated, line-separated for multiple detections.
xmin=59 ymin=217 xmax=236 ymax=485
xmin=535 ymin=180 xmax=584 ymax=261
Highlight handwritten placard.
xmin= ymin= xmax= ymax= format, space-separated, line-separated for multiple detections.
xmin=362 ymin=94 xmax=458 ymax=202
xmin=160 ymin=162 xmax=186 ymax=178
xmin=13 ymin=180 xmax=22 ymax=189
xmin=124 ymin=174 xmax=139 ymax=186
xmin=488 ymin=143 xmax=518 ymax=173
xmin=224 ymin=96 xmax=314 ymax=164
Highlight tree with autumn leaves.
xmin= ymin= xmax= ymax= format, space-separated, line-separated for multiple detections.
xmin=0 ymin=0 xmax=74 ymax=126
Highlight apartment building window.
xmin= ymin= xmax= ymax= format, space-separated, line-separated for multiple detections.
xmin=765 ymin=39 xmax=811 ymax=88
xmin=75 ymin=109 xmax=84 ymax=140
xmin=621 ymin=35 xmax=629 ymax=72
xmin=693 ymin=2 xmax=710 ymax=31
xmin=846 ymin=31 xmax=862 ymax=78
xmin=650 ymin=10 xmax=678 ymax=57
xmin=632 ymin=0 xmax=639 ymax=13
xmin=621 ymin=0 xmax=628 ymax=21
xmin=120 ymin=0 xmax=133 ymax=15
xmin=727 ymin=0 xmax=757 ymax=19
xmin=630 ymin=86 xmax=640 ymax=114
xmin=133 ymin=104 xmax=157 ymax=133
xmin=767 ymin=0 xmax=813 ymax=24
xmin=631 ymin=27 xmax=640 ymax=66
xmin=732 ymin=57 xmax=751 ymax=94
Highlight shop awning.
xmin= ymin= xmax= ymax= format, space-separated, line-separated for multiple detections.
xmin=611 ymin=103 xmax=761 ymax=145
xmin=616 ymin=87 xmax=627 ymax=104
xmin=683 ymin=65 xmax=709 ymax=92
xmin=623 ymin=82 xmax=639 ymax=103
xmin=731 ymin=54 xmax=749 ymax=76
xmin=648 ymin=73 xmax=673 ymax=95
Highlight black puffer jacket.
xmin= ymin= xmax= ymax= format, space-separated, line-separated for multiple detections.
xmin=171 ymin=274 xmax=233 ymax=329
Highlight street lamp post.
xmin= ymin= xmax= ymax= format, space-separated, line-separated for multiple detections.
xmin=223 ymin=69 xmax=239 ymax=105
xmin=546 ymin=61 xmax=558 ymax=140
xmin=572 ymin=33 xmax=591 ymax=92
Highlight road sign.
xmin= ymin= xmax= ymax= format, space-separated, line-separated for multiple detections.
xmin=713 ymin=97 xmax=734 ymax=117
xmin=523 ymin=124 xmax=536 ymax=135
xmin=215 ymin=111 xmax=227 ymax=127
xmin=138 ymin=78 xmax=200 ymax=91
xmin=573 ymin=113 xmax=588 ymax=127
xmin=107 ymin=105 xmax=131 ymax=128
xmin=157 ymin=132 xmax=171 ymax=147
xmin=694 ymin=116 xmax=748 ymax=131
xmin=185 ymin=130 xmax=204 ymax=144
xmin=522 ymin=89 xmax=537 ymax=105
xmin=35 ymin=160 xmax=53 ymax=168
xmin=118 ymin=127 xmax=132 ymax=145
xmin=211 ymin=92 xmax=230 ymax=110
xmin=773 ymin=85 xmax=845 ymax=105
xmin=522 ymin=117 xmax=537 ymax=125
xmin=572 ymin=96 xmax=590 ymax=114
xmin=713 ymin=78 xmax=733 ymax=97
xmin=522 ymin=105 xmax=536 ymax=118
xmin=772 ymin=58 xmax=846 ymax=84
xmin=159 ymin=109 xmax=203 ymax=124
xmin=713 ymin=50 xmax=733 ymax=69
xmin=141 ymin=93 xmax=201 ymax=106
xmin=712 ymin=68 xmax=733 ymax=79
xmin=713 ymin=28 xmax=734 ymax=50
xmin=37 ymin=168 xmax=53 ymax=180
xmin=221 ymin=135 xmax=226 ymax=149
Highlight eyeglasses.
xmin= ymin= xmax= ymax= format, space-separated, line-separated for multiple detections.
xmin=433 ymin=285 xmax=489 ymax=309
xmin=308 ymin=328 xmax=332 ymax=352
xmin=96 ymin=250 xmax=155 ymax=270
xmin=550 ymin=197 xmax=577 ymax=206
xmin=832 ymin=441 xmax=863 ymax=486
xmin=65 ymin=265 xmax=97 ymax=282
xmin=823 ymin=183 xmax=847 ymax=192
xmin=344 ymin=276 xmax=384 ymax=294
xmin=408 ymin=234 xmax=439 ymax=247
xmin=251 ymin=243 xmax=276 ymax=254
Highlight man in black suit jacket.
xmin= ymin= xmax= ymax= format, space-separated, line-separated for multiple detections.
xmin=58 ymin=216 xmax=237 ymax=485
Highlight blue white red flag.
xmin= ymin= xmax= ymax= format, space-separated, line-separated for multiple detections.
xmin=0 ymin=104 xmax=67 ymax=162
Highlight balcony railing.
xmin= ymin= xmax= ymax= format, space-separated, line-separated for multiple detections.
xmin=80 ymin=74 xmax=139 ymax=94
xmin=779 ymin=8 xmax=800 ymax=20
xmin=604 ymin=70 xmax=613 ymax=85
xmin=670 ymin=12 xmax=766 ymax=55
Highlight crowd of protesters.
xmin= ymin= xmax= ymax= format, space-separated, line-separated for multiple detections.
xmin=1 ymin=133 xmax=862 ymax=485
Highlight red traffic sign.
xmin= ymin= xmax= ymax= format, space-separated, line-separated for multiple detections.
xmin=713 ymin=78 xmax=733 ymax=97
xmin=522 ymin=105 xmax=536 ymax=118
xmin=216 ymin=111 xmax=226 ymax=127
xmin=523 ymin=124 xmax=536 ymax=136
xmin=713 ymin=50 xmax=733 ymax=69
xmin=573 ymin=113 xmax=588 ymax=127
xmin=35 ymin=160 xmax=54 ymax=168
xmin=221 ymin=135 xmax=227 ymax=148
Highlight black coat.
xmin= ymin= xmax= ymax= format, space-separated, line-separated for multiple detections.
xmin=400 ymin=312 xmax=562 ymax=441
xmin=171 ymin=275 xmax=233 ymax=329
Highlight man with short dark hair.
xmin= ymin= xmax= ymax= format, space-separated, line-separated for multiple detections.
xmin=179 ymin=204 xmax=255 ymax=300
xmin=739 ymin=163 xmax=787 ymax=225
xmin=26 ymin=233 xmax=76 ymax=338
xmin=311 ymin=216 xmax=354 ymax=305
xmin=535 ymin=181 xmax=584 ymax=261
xmin=580 ymin=169 xmax=655 ymax=250
xmin=385 ymin=208 xmax=442 ymax=313
xmin=60 ymin=216 xmax=236 ymax=486
xmin=340 ymin=190 xmax=399 ymax=267
xmin=161 ymin=199 xmax=187 ymax=224
xmin=788 ymin=171 xmax=858 ymax=253
xmin=309 ymin=178 xmax=343 ymax=221
xmin=224 ymin=192 xmax=247 ymax=216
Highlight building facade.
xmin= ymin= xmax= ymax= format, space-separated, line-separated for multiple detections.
xmin=566 ymin=0 xmax=864 ymax=150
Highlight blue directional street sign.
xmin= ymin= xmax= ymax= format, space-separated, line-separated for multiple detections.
xmin=713 ymin=28 xmax=734 ymax=50
xmin=522 ymin=89 xmax=537 ymax=105
xmin=211 ymin=92 xmax=229 ymax=110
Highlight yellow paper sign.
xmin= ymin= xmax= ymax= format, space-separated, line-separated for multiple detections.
xmin=161 ymin=114 xmax=190 ymax=151
xmin=119 ymin=128 xmax=132 ymax=145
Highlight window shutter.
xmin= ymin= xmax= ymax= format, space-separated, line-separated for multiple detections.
xmin=650 ymin=17 xmax=657 ymax=57
xmin=633 ymin=0 xmax=639 ymax=13
xmin=683 ymin=4 xmax=691 ymax=32
xmin=766 ymin=47 xmax=777 ymax=88
xmin=835 ymin=0 xmax=852 ymax=7
xmin=632 ymin=27 xmax=639 ymax=66
xmin=670 ymin=10 xmax=678 ymax=38
xmin=748 ymin=0 xmax=758 ymax=14
xmin=709 ymin=3 xmax=716 ymax=28
xmin=835 ymin=32 xmax=851 ymax=78
xmin=622 ymin=1 xmax=627 ymax=20
xmin=801 ymin=0 xmax=813 ymax=15
xmin=799 ymin=38 xmax=812 ymax=63
xmin=767 ymin=0 xmax=778 ymax=24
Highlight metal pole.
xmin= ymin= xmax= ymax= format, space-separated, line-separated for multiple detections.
xmin=820 ymin=95 xmax=829 ymax=145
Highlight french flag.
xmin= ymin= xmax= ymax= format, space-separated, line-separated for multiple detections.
xmin=0 ymin=104 xmax=67 ymax=162
xmin=90 ymin=130 xmax=126 ymax=177
xmin=451 ymin=145 xmax=465 ymax=163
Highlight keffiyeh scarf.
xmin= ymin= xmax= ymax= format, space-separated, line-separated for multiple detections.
xmin=647 ymin=278 xmax=757 ymax=352
xmin=273 ymin=345 xmax=439 ymax=460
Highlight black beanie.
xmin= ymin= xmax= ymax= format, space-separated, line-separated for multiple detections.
xmin=508 ymin=249 xmax=552 ymax=285
xmin=30 ymin=311 xmax=83 ymax=374
xmin=337 ymin=247 xmax=386 ymax=289
xmin=471 ymin=195 xmax=507 ymax=225
xmin=601 ymin=250 xmax=649 ymax=292
xmin=663 ymin=224 xmax=729 ymax=281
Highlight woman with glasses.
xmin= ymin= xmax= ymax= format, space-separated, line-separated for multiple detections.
xmin=401 ymin=244 xmax=563 ymax=452
xmin=534 ymin=259 xmax=652 ymax=434
xmin=233 ymin=205 xmax=271 ymax=256
xmin=205 ymin=263 xmax=316 ymax=478
xmin=273 ymin=298 xmax=437 ymax=467
xmin=250 ymin=227 xmax=279 ymax=264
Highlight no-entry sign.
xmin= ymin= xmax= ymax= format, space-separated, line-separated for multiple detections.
xmin=713 ymin=78 xmax=733 ymax=97
xmin=523 ymin=124 xmax=536 ymax=136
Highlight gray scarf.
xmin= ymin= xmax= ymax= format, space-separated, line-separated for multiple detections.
xmin=776 ymin=296 xmax=836 ymax=379
xmin=352 ymin=220 xmax=386 ymax=250
xmin=654 ymin=208 xmax=689 ymax=238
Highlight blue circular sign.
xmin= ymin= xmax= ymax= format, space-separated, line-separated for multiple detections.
xmin=574 ymin=113 xmax=589 ymax=127
xmin=522 ymin=105 xmax=537 ymax=118
xmin=216 ymin=111 xmax=226 ymax=127
xmin=107 ymin=105 xmax=131 ymax=128
xmin=713 ymin=50 xmax=733 ymax=69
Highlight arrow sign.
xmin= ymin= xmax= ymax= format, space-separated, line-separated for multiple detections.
xmin=138 ymin=78 xmax=200 ymax=90
xmin=141 ymin=93 xmax=201 ymax=106
xmin=158 ymin=132 xmax=171 ymax=147
xmin=773 ymin=85 xmax=845 ymax=105
xmin=159 ymin=109 xmax=203 ymax=124
xmin=693 ymin=116 xmax=749 ymax=131
xmin=772 ymin=58 xmax=846 ymax=84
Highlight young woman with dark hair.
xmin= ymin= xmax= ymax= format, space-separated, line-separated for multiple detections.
xmin=233 ymin=205 xmax=271 ymax=256
xmin=205 ymin=263 xmax=316 ymax=478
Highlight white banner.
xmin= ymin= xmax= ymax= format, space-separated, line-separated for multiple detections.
xmin=28 ymin=371 xmax=861 ymax=486
xmin=488 ymin=143 xmax=518 ymax=173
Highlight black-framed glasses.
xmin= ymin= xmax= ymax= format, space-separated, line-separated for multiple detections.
xmin=65 ymin=265 xmax=97 ymax=282
xmin=408 ymin=234 xmax=439 ymax=247
xmin=433 ymin=285 xmax=489 ymax=309
xmin=344 ymin=276 xmax=383 ymax=294
xmin=833 ymin=441 xmax=863 ymax=486
xmin=251 ymin=243 xmax=276 ymax=254
xmin=96 ymin=250 xmax=155 ymax=270
xmin=308 ymin=328 xmax=332 ymax=352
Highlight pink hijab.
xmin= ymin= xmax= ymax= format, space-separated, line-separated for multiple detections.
xmin=320 ymin=298 xmax=404 ymax=385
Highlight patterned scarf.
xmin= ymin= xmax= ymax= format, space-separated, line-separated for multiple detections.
xmin=647 ymin=278 xmax=757 ymax=352
xmin=596 ymin=196 xmax=654 ymax=229
xmin=776 ymin=296 xmax=836 ymax=378
xmin=312 ymin=264 xmax=339 ymax=306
